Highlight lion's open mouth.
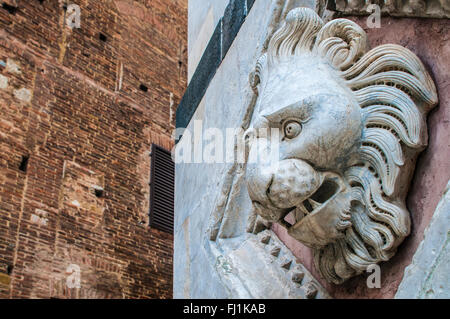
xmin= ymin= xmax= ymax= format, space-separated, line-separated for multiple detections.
xmin=279 ymin=178 xmax=340 ymax=228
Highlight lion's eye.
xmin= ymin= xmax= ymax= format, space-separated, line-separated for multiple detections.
xmin=283 ymin=121 xmax=302 ymax=139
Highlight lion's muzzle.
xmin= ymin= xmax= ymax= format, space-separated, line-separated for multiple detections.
xmin=246 ymin=157 xmax=351 ymax=248
xmin=246 ymin=158 xmax=323 ymax=220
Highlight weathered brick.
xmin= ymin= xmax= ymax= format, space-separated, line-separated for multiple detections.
xmin=0 ymin=0 xmax=186 ymax=299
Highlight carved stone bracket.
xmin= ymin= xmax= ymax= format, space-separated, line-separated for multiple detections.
xmin=202 ymin=1 xmax=439 ymax=297
xmin=329 ymin=0 xmax=450 ymax=18
xmin=244 ymin=7 xmax=438 ymax=284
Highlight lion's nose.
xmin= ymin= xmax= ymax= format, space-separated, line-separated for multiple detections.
xmin=267 ymin=159 xmax=321 ymax=209
xmin=246 ymin=158 xmax=322 ymax=210
xmin=246 ymin=162 xmax=274 ymax=205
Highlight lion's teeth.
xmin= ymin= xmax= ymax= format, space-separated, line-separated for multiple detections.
xmin=295 ymin=205 xmax=307 ymax=221
xmin=308 ymin=198 xmax=321 ymax=210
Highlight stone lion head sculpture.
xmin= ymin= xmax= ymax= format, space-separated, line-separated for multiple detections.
xmin=245 ymin=7 xmax=437 ymax=284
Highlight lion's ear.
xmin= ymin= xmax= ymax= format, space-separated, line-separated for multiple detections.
xmin=313 ymin=18 xmax=367 ymax=70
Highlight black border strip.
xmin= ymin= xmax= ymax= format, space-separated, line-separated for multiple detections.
xmin=175 ymin=0 xmax=256 ymax=136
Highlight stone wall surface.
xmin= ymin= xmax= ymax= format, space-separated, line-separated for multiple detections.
xmin=188 ymin=0 xmax=229 ymax=82
xmin=395 ymin=181 xmax=450 ymax=299
xmin=178 ymin=0 xmax=449 ymax=299
xmin=175 ymin=0 xmax=287 ymax=298
xmin=0 ymin=0 xmax=187 ymax=298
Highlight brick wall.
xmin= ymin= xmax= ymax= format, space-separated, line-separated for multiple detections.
xmin=0 ymin=0 xmax=187 ymax=299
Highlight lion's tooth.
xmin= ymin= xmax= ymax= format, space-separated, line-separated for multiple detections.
xmin=302 ymin=200 xmax=311 ymax=213
xmin=295 ymin=205 xmax=308 ymax=220
xmin=308 ymin=198 xmax=321 ymax=210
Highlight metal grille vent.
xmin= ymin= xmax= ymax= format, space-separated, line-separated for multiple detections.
xmin=149 ymin=144 xmax=174 ymax=233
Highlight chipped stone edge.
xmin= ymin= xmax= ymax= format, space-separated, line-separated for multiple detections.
xmin=395 ymin=180 xmax=450 ymax=299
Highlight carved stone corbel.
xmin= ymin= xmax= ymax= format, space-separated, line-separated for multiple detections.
xmin=244 ymin=7 xmax=438 ymax=284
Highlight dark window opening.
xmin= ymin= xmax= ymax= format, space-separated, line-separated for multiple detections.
xmin=149 ymin=144 xmax=174 ymax=233
xmin=94 ymin=189 xmax=103 ymax=198
xmin=139 ymin=84 xmax=148 ymax=92
xmin=19 ymin=155 xmax=29 ymax=172
xmin=93 ymin=186 xmax=104 ymax=198
xmin=2 ymin=3 xmax=18 ymax=15
xmin=99 ymin=33 xmax=107 ymax=42
xmin=6 ymin=265 xmax=13 ymax=275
